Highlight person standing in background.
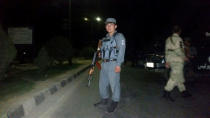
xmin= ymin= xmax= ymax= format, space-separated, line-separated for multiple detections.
xmin=163 ymin=25 xmax=192 ymax=102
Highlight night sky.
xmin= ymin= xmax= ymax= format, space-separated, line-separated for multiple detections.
xmin=72 ymin=0 xmax=210 ymax=51
xmin=0 ymin=0 xmax=210 ymax=55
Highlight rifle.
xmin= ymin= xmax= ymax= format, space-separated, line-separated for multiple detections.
xmin=87 ymin=40 xmax=102 ymax=87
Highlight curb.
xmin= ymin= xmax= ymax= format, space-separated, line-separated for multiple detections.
xmin=3 ymin=65 xmax=90 ymax=118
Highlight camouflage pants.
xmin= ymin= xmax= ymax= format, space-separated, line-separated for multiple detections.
xmin=164 ymin=62 xmax=186 ymax=92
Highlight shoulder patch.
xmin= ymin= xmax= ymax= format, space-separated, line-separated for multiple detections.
xmin=122 ymin=40 xmax=125 ymax=45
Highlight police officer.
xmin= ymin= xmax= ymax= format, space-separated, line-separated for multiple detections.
xmin=94 ymin=18 xmax=126 ymax=113
xmin=163 ymin=25 xmax=191 ymax=102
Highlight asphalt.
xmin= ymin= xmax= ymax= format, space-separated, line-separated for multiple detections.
xmin=22 ymin=66 xmax=210 ymax=118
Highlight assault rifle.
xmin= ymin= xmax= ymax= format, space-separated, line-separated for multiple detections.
xmin=87 ymin=40 xmax=102 ymax=87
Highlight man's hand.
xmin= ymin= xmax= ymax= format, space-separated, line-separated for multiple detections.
xmin=88 ymin=68 xmax=94 ymax=75
xmin=165 ymin=62 xmax=170 ymax=69
xmin=115 ymin=66 xmax=121 ymax=73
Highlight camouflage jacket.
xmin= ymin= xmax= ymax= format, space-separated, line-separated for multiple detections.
xmin=165 ymin=33 xmax=185 ymax=63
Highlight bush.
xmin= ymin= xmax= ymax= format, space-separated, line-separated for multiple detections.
xmin=34 ymin=47 xmax=52 ymax=73
xmin=45 ymin=36 xmax=74 ymax=65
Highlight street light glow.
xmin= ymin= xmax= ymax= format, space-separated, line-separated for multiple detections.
xmin=96 ymin=17 xmax=101 ymax=22
xmin=205 ymin=32 xmax=210 ymax=37
xmin=84 ymin=17 xmax=89 ymax=21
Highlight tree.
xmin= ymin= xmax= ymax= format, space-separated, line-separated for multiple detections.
xmin=34 ymin=47 xmax=52 ymax=74
xmin=45 ymin=36 xmax=74 ymax=65
xmin=0 ymin=24 xmax=17 ymax=80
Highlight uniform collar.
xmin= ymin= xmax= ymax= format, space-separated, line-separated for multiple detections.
xmin=106 ymin=31 xmax=117 ymax=38
xmin=172 ymin=33 xmax=179 ymax=37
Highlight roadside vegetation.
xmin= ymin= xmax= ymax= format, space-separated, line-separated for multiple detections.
xmin=0 ymin=59 xmax=86 ymax=101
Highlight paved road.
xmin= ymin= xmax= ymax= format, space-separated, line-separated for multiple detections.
xmin=25 ymin=66 xmax=210 ymax=118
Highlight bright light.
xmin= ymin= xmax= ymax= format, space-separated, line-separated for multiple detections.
xmin=205 ymin=32 xmax=210 ymax=37
xmin=146 ymin=62 xmax=154 ymax=68
xmin=95 ymin=17 xmax=101 ymax=22
xmin=84 ymin=17 xmax=89 ymax=21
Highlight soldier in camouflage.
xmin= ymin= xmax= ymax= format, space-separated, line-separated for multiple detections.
xmin=163 ymin=25 xmax=192 ymax=102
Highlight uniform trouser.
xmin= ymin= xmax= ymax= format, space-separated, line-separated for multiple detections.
xmin=99 ymin=61 xmax=120 ymax=102
xmin=164 ymin=62 xmax=186 ymax=92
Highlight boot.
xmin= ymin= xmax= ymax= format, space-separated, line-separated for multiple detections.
xmin=162 ymin=90 xmax=175 ymax=102
xmin=162 ymin=90 xmax=168 ymax=98
xmin=107 ymin=101 xmax=118 ymax=113
xmin=94 ymin=99 xmax=108 ymax=107
xmin=181 ymin=91 xmax=192 ymax=98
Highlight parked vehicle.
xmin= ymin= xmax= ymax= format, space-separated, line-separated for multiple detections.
xmin=194 ymin=39 xmax=210 ymax=74
xmin=143 ymin=53 xmax=165 ymax=70
xmin=196 ymin=50 xmax=210 ymax=76
xmin=185 ymin=39 xmax=210 ymax=79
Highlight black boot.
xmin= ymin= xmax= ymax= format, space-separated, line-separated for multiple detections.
xmin=94 ymin=99 xmax=108 ymax=107
xmin=162 ymin=90 xmax=175 ymax=102
xmin=181 ymin=91 xmax=192 ymax=98
xmin=162 ymin=90 xmax=168 ymax=98
xmin=107 ymin=101 xmax=118 ymax=113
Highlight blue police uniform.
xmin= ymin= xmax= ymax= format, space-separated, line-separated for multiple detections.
xmin=99 ymin=31 xmax=126 ymax=102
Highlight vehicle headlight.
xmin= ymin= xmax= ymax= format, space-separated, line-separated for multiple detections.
xmin=146 ymin=62 xmax=154 ymax=68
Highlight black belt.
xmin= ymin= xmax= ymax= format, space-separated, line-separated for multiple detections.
xmin=103 ymin=59 xmax=117 ymax=62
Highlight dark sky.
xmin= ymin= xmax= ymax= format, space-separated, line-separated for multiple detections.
xmin=1 ymin=0 xmax=210 ymax=52
xmin=72 ymin=0 xmax=210 ymax=51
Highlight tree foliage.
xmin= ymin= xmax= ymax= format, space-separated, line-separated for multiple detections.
xmin=0 ymin=24 xmax=17 ymax=80
xmin=34 ymin=47 xmax=52 ymax=74
xmin=46 ymin=36 xmax=74 ymax=65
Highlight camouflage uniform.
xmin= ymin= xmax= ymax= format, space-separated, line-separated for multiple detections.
xmin=164 ymin=33 xmax=186 ymax=92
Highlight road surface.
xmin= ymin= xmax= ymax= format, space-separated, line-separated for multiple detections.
xmin=25 ymin=66 xmax=210 ymax=118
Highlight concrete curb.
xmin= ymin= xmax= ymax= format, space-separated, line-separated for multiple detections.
xmin=4 ymin=65 xmax=90 ymax=118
